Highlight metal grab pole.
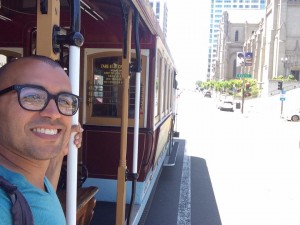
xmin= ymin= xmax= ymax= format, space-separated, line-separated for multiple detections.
xmin=126 ymin=10 xmax=141 ymax=225
xmin=133 ymin=72 xmax=141 ymax=174
xmin=67 ymin=47 xmax=80 ymax=225
xmin=66 ymin=1 xmax=84 ymax=224
xmin=132 ymin=9 xmax=141 ymax=178
xmin=116 ymin=7 xmax=133 ymax=225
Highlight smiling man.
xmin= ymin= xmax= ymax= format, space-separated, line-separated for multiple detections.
xmin=0 ymin=55 xmax=82 ymax=225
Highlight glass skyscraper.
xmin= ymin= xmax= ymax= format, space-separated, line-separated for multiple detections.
xmin=207 ymin=0 xmax=265 ymax=80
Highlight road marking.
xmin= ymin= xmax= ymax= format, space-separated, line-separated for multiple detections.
xmin=177 ymin=147 xmax=191 ymax=225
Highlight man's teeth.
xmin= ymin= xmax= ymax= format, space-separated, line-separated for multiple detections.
xmin=33 ymin=128 xmax=58 ymax=135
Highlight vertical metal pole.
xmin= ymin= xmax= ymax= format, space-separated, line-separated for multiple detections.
xmin=67 ymin=47 xmax=80 ymax=225
xmin=241 ymin=78 xmax=245 ymax=114
xmin=280 ymin=89 xmax=284 ymax=117
xmin=280 ymin=100 xmax=283 ymax=117
xmin=132 ymin=75 xmax=140 ymax=173
xmin=132 ymin=9 xmax=141 ymax=177
xmin=116 ymin=8 xmax=133 ymax=225
xmin=241 ymin=65 xmax=245 ymax=114
xmin=66 ymin=1 xmax=83 ymax=225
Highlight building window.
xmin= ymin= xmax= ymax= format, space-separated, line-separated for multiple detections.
xmin=235 ymin=30 xmax=239 ymax=41
xmin=156 ymin=2 xmax=160 ymax=14
xmin=233 ymin=59 xmax=237 ymax=77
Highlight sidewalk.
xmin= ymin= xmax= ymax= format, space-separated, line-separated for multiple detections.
xmin=234 ymin=88 xmax=300 ymax=120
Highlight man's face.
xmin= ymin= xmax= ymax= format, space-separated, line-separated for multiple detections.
xmin=0 ymin=59 xmax=72 ymax=160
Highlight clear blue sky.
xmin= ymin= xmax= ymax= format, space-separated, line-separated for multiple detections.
xmin=167 ymin=0 xmax=210 ymax=88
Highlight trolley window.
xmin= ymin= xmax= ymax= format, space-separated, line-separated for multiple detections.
xmin=86 ymin=51 xmax=147 ymax=127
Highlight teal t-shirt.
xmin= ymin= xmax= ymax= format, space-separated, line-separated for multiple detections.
xmin=0 ymin=165 xmax=66 ymax=225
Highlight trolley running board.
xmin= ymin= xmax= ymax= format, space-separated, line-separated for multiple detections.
xmin=163 ymin=141 xmax=179 ymax=166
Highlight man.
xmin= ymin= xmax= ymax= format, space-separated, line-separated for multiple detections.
xmin=0 ymin=55 xmax=83 ymax=224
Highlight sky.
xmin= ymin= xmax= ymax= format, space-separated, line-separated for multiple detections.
xmin=166 ymin=0 xmax=210 ymax=89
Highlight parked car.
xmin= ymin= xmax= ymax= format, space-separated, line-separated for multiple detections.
xmin=218 ymin=100 xmax=234 ymax=112
xmin=285 ymin=109 xmax=300 ymax=122
xmin=204 ymin=91 xmax=212 ymax=98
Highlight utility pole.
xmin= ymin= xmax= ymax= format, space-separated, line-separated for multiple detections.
xmin=241 ymin=64 xmax=245 ymax=114
xmin=241 ymin=78 xmax=245 ymax=114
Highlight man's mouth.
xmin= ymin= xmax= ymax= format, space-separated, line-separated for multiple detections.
xmin=32 ymin=128 xmax=59 ymax=135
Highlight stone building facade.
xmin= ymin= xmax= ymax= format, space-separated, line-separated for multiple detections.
xmin=214 ymin=0 xmax=300 ymax=95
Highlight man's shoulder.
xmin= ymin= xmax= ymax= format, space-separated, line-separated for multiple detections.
xmin=0 ymin=174 xmax=15 ymax=208
xmin=0 ymin=188 xmax=13 ymax=225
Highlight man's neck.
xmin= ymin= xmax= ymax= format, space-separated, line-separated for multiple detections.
xmin=0 ymin=148 xmax=49 ymax=191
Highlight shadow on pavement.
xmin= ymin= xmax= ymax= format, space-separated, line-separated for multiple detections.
xmin=191 ymin=156 xmax=222 ymax=225
xmin=143 ymin=139 xmax=222 ymax=225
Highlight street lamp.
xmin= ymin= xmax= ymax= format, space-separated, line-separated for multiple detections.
xmin=281 ymin=56 xmax=288 ymax=77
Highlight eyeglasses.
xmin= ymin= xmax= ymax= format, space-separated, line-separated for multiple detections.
xmin=0 ymin=84 xmax=79 ymax=116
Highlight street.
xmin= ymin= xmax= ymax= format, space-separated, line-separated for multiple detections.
xmin=176 ymin=90 xmax=300 ymax=225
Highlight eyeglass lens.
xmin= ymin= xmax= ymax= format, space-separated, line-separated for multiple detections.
xmin=19 ymin=86 xmax=78 ymax=116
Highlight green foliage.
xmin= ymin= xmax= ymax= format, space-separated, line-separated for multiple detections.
xmin=200 ymin=78 xmax=259 ymax=98
xmin=287 ymin=75 xmax=296 ymax=80
xmin=272 ymin=74 xmax=296 ymax=81
xmin=195 ymin=80 xmax=202 ymax=87
xmin=250 ymin=85 xmax=259 ymax=97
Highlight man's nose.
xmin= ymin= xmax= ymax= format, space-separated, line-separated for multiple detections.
xmin=40 ymin=99 xmax=61 ymax=119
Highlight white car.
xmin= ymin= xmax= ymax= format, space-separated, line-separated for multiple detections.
xmin=285 ymin=109 xmax=300 ymax=122
xmin=218 ymin=100 xmax=234 ymax=112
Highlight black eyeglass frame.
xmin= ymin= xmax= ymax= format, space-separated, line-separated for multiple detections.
xmin=0 ymin=84 xmax=80 ymax=116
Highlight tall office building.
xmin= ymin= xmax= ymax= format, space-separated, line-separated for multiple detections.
xmin=149 ymin=0 xmax=168 ymax=38
xmin=207 ymin=0 xmax=265 ymax=80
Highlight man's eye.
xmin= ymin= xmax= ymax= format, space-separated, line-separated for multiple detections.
xmin=22 ymin=94 xmax=45 ymax=106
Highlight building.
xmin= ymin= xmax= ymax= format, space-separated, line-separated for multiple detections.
xmin=207 ymin=0 xmax=265 ymax=80
xmin=149 ymin=0 xmax=168 ymax=38
xmin=213 ymin=9 xmax=264 ymax=80
xmin=215 ymin=0 xmax=300 ymax=96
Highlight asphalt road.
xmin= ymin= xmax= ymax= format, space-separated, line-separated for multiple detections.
xmin=175 ymin=90 xmax=300 ymax=225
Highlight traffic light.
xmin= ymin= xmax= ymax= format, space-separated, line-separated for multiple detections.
xmin=278 ymin=81 xmax=283 ymax=90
